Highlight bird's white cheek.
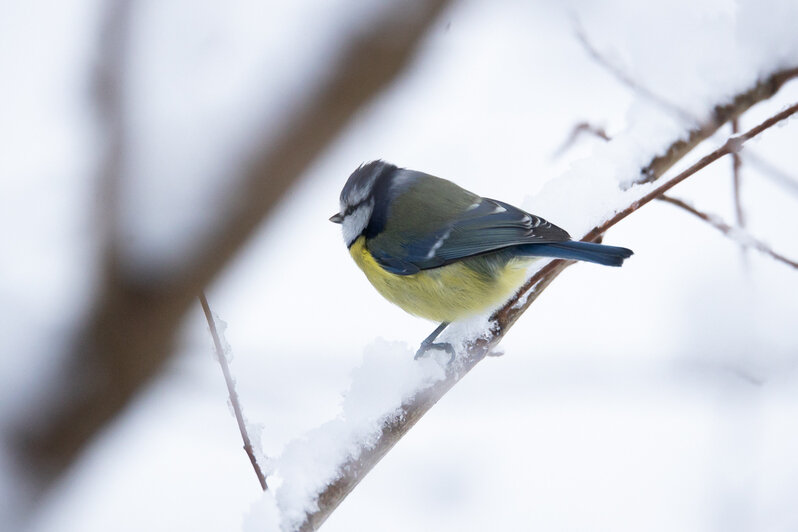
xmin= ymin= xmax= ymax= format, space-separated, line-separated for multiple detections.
xmin=342 ymin=204 xmax=372 ymax=246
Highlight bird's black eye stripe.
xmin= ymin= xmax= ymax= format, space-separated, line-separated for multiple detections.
xmin=343 ymin=198 xmax=368 ymax=217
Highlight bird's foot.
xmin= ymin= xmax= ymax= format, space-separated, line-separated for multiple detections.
xmin=414 ymin=341 xmax=456 ymax=364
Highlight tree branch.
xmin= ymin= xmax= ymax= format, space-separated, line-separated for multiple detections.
xmin=657 ymin=195 xmax=798 ymax=269
xmin=586 ymin=101 xmax=798 ymax=241
xmin=730 ymin=118 xmax=745 ymax=228
xmin=13 ymin=0 xmax=454 ymax=502
xmin=296 ymin=89 xmax=798 ymax=532
xmin=638 ymin=67 xmax=798 ymax=183
xmin=572 ymin=23 xmax=798 ymax=187
xmin=199 ymin=292 xmax=268 ymax=491
xmin=552 ymin=121 xmax=610 ymax=158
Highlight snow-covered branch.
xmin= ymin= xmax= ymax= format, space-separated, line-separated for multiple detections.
xmin=273 ymin=70 xmax=798 ymax=532
xmin=639 ymin=67 xmax=798 ymax=184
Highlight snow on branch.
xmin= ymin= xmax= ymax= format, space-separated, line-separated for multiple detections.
xmin=639 ymin=67 xmax=798 ymax=184
xmin=266 ymin=70 xmax=798 ymax=532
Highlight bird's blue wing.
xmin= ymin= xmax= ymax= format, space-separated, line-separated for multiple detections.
xmin=369 ymin=198 xmax=571 ymax=274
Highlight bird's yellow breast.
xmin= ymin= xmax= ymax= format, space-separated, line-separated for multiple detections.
xmin=349 ymin=236 xmax=530 ymax=322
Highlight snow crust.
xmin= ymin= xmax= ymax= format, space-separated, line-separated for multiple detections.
xmin=246 ymin=340 xmax=446 ymax=531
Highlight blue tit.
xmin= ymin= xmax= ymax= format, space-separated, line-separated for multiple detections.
xmin=330 ymin=160 xmax=633 ymax=358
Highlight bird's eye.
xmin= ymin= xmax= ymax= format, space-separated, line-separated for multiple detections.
xmin=344 ymin=205 xmax=355 ymax=216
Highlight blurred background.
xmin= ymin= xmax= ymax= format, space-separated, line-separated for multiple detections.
xmin=2 ymin=0 xmax=798 ymax=530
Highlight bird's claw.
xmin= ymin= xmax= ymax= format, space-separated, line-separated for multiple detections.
xmin=414 ymin=341 xmax=456 ymax=364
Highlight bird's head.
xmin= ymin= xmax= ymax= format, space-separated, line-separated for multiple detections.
xmin=330 ymin=160 xmax=396 ymax=247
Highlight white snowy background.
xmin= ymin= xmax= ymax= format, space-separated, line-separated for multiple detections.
xmin=2 ymin=0 xmax=798 ymax=530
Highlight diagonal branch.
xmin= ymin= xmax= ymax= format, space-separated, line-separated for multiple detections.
xmin=657 ymin=195 xmax=798 ymax=269
xmin=585 ymin=101 xmax=798 ymax=242
xmin=200 ymin=292 xmax=268 ymax=491
xmin=13 ymin=0 xmax=454 ymax=503
xmin=638 ymin=67 xmax=798 ymax=183
xmin=296 ymin=87 xmax=798 ymax=532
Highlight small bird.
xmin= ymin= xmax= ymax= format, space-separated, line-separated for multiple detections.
xmin=330 ymin=160 xmax=633 ymax=358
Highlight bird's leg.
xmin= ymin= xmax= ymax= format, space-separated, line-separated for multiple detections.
xmin=414 ymin=321 xmax=455 ymax=362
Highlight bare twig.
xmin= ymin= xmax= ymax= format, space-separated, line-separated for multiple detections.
xmin=730 ymin=119 xmax=748 ymax=264
xmin=658 ymin=195 xmax=798 ymax=269
xmin=744 ymin=151 xmax=798 ymax=196
xmin=14 ymin=0 xmax=454 ymax=503
xmin=730 ymin=118 xmax=745 ymax=228
xmin=298 ymin=95 xmax=798 ymax=532
xmin=552 ymin=121 xmax=610 ymax=158
xmin=574 ymin=21 xmax=699 ymax=125
xmin=199 ymin=292 xmax=267 ymax=491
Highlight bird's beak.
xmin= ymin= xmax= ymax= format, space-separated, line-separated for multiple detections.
xmin=329 ymin=212 xmax=343 ymax=224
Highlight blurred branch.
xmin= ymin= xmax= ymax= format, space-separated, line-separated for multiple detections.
xmin=552 ymin=121 xmax=610 ymax=158
xmin=743 ymin=150 xmax=798 ymax=196
xmin=574 ymin=20 xmax=699 ymax=125
xmin=730 ymin=118 xmax=745 ymax=228
xmin=13 ymin=0 xmax=454 ymax=503
xmin=199 ymin=292 xmax=267 ymax=491
xmin=657 ymin=195 xmax=798 ymax=269
xmin=11 ymin=0 xmax=136 ymax=493
xmin=298 ymin=90 xmax=798 ymax=532
xmin=93 ymin=0 xmax=131 ymax=264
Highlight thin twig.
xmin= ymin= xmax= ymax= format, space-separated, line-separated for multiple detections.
xmin=552 ymin=121 xmax=610 ymax=158
xmin=199 ymin=292 xmax=267 ymax=491
xmin=296 ymin=95 xmax=798 ymax=531
xmin=731 ymin=118 xmax=745 ymax=228
xmin=730 ymin=119 xmax=748 ymax=263
xmin=658 ymin=195 xmax=798 ymax=269
xmin=574 ymin=20 xmax=699 ymax=125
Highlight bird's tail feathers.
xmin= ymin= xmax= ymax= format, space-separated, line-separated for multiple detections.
xmin=519 ymin=241 xmax=633 ymax=267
